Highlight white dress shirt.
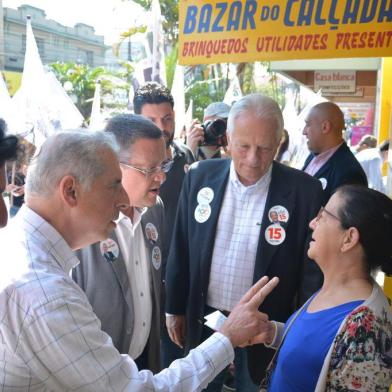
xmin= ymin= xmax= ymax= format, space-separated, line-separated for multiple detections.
xmin=115 ymin=209 xmax=152 ymax=359
xmin=207 ymin=162 xmax=272 ymax=311
xmin=0 ymin=205 xmax=233 ymax=391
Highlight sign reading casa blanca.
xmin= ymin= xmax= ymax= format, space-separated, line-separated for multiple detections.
xmin=179 ymin=0 xmax=392 ymax=65
xmin=314 ymin=70 xmax=356 ymax=93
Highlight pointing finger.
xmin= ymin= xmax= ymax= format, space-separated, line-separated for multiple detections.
xmin=248 ymin=277 xmax=279 ymax=309
xmin=239 ymin=276 xmax=269 ymax=304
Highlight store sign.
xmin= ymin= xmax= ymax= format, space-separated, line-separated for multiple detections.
xmin=314 ymin=70 xmax=356 ymax=93
xmin=179 ymin=0 xmax=392 ymax=65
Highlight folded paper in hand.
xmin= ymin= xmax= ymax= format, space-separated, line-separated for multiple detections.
xmin=204 ymin=310 xmax=227 ymax=331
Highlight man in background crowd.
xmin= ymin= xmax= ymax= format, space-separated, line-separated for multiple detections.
xmin=354 ymin=134 xmax=377 ymax=153
xmin=302 ymin=101 xmax=367 ymax=204
xmin=356 ymin=139 xmax=389 ymax=193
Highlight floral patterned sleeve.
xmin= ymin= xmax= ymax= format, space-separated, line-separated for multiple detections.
xmin=326 ymin=306 xmax=392 ymax=391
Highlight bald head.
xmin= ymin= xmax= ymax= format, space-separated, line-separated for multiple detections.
xmin=303 ymin=102 xmax=345 ymax=154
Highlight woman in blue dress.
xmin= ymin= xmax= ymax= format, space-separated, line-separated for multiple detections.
xmin=258 ymin=184 xmax=392 ymax=391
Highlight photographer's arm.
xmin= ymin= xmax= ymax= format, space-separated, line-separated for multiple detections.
xmin=186 ymin=119 xmax=204 ymax=155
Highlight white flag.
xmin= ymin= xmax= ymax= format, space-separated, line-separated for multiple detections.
xmin=12 ymin=17 xmax=83 ymax=147
xmin=151 ymin=0 xmax=166 ymax=85
xmin=89 ymin=82 xmax=105 ymax=130
xmin=171 ymin=63 xmax=185 ymax=139
xmin=224 ymin=76 xmax=242 ymax=106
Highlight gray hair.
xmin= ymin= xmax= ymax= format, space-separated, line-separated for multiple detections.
xmin=227 ymin=94 xmax=284 ymax=141
xmin=26 ymin=130 xmax=119 ymax=197
xmin=104 ymin=114 xmax=163 ymax=161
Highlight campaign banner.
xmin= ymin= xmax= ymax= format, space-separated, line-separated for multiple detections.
xmin=179 ymin=0 xmax=392 ymax=65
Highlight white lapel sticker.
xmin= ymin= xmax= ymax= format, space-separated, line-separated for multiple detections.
xmin=268 ymin=205 xmax=289 ymax=224
xmin=265 ymin=223 xmax=286 ymax=246
xmin=151 ymin=246 xmax=162 ymax=270
xmin=197 ymin=187 xmax=214 ymax=205
xmin=145 ymin=222 xmax=159 ymax=244
xmin=194 ymin=203 xmax=211 ymax=223
xmin=100 ymin=238 xmax=120 ymax=262
xmin=319 ymin=178 xmax=327 ymax=190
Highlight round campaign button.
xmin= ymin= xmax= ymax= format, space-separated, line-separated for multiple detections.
xmin=151 ymin=246 xmax=162 ymax=270
xmin=197 ymin=187 xmax=214 ymax=205
xmin=319 ymin=178 xmax=328 ymax=190
xmin=194 ymin=203 xmax=211 ymax=223
xmin=265 ymin=223 xmax=286 ymax=246
xmin=100 ymin=238 xmax=119 ymax=262
xmin=145 ymin=223 xmax=158 ymax=244
xmin=268 ymin=205 xmax=289 ymax=224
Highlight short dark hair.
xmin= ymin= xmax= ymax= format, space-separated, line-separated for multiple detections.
xmin=133 ymin=82 xmax=174 ymax=114
xmin=0 ymin=118 xmax=21 ymax=166
xmin=335 ymin=184 xmax=392 ymax=274
xmin=104 ymin=113 xmax=163 ymax=160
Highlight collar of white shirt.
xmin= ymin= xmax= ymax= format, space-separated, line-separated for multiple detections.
xmin=116 ymin=207 xmax=147 ymax=234
xmin=18 ymin=205 xmax=80 ymax=275
xmin=229 ymin=160 xmax=273 ymax=192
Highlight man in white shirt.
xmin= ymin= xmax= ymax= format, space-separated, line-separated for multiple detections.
xmin=73 ymin=114 xmax=170 ymax=372
xmin=0 ymin=130 xmax=278 ymax=390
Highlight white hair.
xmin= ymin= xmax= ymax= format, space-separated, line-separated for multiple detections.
xmin=26 ymin=130 xmax=119 ymax=197
xmin=227 ymin=94 xmax=284 ymax=140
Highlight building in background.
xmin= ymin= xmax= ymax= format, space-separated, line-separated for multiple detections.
xmin=1 ymin=4 xmax=106 ymax=73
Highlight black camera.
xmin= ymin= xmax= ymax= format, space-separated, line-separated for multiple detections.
xmin=200 ymin=118 xmax=227 ymax=147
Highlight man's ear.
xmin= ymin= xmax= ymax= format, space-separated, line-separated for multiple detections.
xmin=321 ymin=119 xmax=331 ymax=134
xmin=59 ymin=175 xmax=78 ymax=207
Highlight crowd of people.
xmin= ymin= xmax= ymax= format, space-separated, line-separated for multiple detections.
xmin=0 ymin=84 xmax=391 ymax=391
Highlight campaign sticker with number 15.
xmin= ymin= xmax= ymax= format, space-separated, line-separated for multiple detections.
xmin=265 ymin=223 xmax=286 ymax=245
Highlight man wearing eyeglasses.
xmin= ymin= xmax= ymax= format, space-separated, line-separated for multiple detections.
xmin=73 ymin=114 xmax=171 ymax=373
xmin=133 ymin=82 xmax=195 ymax=367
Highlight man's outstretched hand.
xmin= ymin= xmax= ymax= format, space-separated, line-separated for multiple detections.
xmin=219 ymin=276 xmax=279 ymax=347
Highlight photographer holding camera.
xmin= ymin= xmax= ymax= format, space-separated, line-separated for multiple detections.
xmin=186 ymin=102 xmax=230 ymax=160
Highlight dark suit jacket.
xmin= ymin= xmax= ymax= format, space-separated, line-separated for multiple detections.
xmin=303 ymin=142 xmax=368 ymax=204
xmin=165 ymin=159 xmax=324 ymax=383
xmin=73 ymin=199 xmax=165 ymax=373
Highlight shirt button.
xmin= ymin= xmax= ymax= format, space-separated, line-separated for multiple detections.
xmin=143 ymin=322 xmax=146 ymax=327
xmin=135 ymin=260 xmax=139 ymax=265
xmin=140 ymin=292 xmax=144 ymax=297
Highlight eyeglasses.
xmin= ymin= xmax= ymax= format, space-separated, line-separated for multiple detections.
xmin=315 ymin=206 xmax=341 ymax=223
xmin=120 ymin=159 xmax=173 ymax=177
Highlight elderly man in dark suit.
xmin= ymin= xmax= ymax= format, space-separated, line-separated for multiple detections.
xmin=165 ymin=94 xmax=324 ymax=391
xmin=73 ymin=114 xmax=172 ymax=373
xmin=302 ymin=101 xmax=367 ymax=204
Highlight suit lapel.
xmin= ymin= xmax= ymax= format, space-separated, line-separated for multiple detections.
xmin=108 ymin=231 xmax=134 ymax=312
xmin=253 ymin=162 xmax=296 ymax=280
xmin=198 ymin=160 xmax=231 ymax=293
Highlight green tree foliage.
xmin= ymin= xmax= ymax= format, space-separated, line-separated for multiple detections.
xmin=49 ymin=62 xmax=129 ymax=119
xmin=130 ymin=0 xmax=179 ymax=44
